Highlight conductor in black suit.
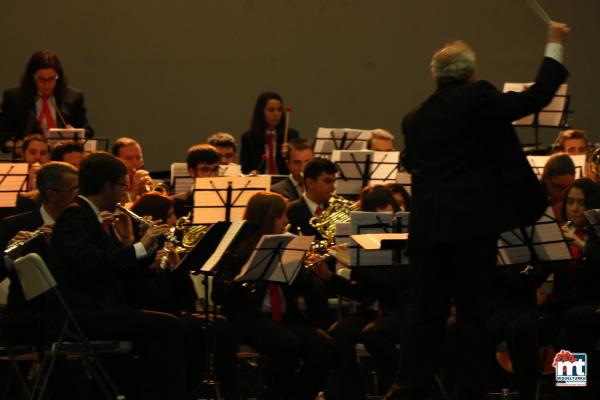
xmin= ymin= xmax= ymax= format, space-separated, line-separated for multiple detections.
xmin=387 ymin=22 xmax=570 ymax=400
xmin=0 ymin=49 xmax=94 ymax=151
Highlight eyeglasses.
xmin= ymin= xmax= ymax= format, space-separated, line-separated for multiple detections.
xmin=34 ymin=75 xmax=59 ymax=83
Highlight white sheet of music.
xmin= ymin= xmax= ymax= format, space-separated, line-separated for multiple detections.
xmin=200 ymin=220 xmax=246 ymax=273
xmin=332 ymin=150 xmax=400 ymax=196
xmin=350 ymin=211 xmax=394 ymax=267
xmin=236 ymin=234 xmax=313 ymax=284
xmin=396 ymin=172 xmax=412 ymax=194
xmin=193 ymin=175 xmax=271 ymax=224
xmin=170 ymin=162 xmax=193 ymax=194
xmin=219 ymin=163 xmax=242 ymax=177
xmin=497 ymin=208 xmax=572 ymax=265
xmin=313 ymin=127 xmax=371 ymax=159
xmin=527 ymin=154 xmax=586 ymax=180
xmin=0 ymin=163 xmax=28 ymax=207
xmin=503 ymin=83 xmax=568 ymax=126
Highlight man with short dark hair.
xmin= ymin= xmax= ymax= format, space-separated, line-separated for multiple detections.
xmin=171 ymin=144 xmax=220 ymax=218
xmin=50 ymin=152 xmax=186 ymax=400
xmin=112 ymin=136 xmax=153 ymax=201
xmin=50 ymin=140 xmax=84 ymax=168
xmin=271 ymin=138 xmax=313 ymax=200
xmin=286 ymin=157 xmax=337 ymax=237
xmin=207 ymin=132 xmax=238 ymax=165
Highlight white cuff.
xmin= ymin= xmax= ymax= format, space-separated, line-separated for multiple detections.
xmin=545 ymin=42 xmax=564 ymax=64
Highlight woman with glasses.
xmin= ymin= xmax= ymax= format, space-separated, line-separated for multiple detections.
xmin=0 ymin=49 xmax=94 ymax=151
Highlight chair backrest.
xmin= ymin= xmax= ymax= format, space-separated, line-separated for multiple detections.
xmin=0 ymin=277 xmax=9 ymax=306
xmin=14 ymin=253 xmax=57 ymax=301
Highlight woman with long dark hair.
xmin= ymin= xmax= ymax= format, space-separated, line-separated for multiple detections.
xmin=240 ymin=91 xmax=299 ymax=174
xmin=0 ymin=49 xmax=94 ymax=150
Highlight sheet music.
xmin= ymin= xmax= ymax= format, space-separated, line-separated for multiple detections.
xmin=200 ymin=221 xmax=245 ymax=273
xmin=219 ymin=163 xmax=242 ymax=177
xmin=350 ymin=211 xmax=394 ymax=267
xmin=170 ymin=162 xmax=193 ymax=194
xmin=0 ymin=163 xmax=29 ymax=207
xmin=503 ymin=83 xmax=568 ymax=126
xmin=47 ymin=128 xmax=85 ymax=141
xmin=497 ymin=207 xmax=572 ymax=265
xmin=236 ymin=234 xmax=313 ymax=284
xmin=527 ymin=154 xmax=586 ymax=179
xmin=332 ymin=150 xmax=400 ymax=196
xmin=193 ymin=176 xmax=271 ymax=224
xmin=83 ymin=140 xmax=97 ymax=152
xmin=313 ymin=127 xmax=372 ymax=159
xmin=396 ymin=172 xmax=412 ymax=194
xmin=351 ymin=233 xmax=407 ymax=250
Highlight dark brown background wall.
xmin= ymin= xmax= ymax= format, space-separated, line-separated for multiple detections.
xmin=1 ymin=0 xmax=597 ymax=170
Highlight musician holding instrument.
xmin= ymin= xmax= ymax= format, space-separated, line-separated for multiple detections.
xmin=112 ymin=137 xmax=154 ymax=202
xmin=213 ymin=191 xmax=337 ymax=400
xmin=240 ymin=91 xmax=299 ymax=174
xmin=0 ymin=162 xmax=78 ymax=349
xmin=286 ymin=157 xmax=337 ymax=238
xmin=207 ymin=132 xmax=238 ymax=165
xmin=0 ymin=49 xmax=94 ymax=152
xmin=171 ymin=143 xmax=220 ymax=218
xmin=389 ymin=21 xmax=570 ymax=400
xmin=50 ymin=152 xmax=188 ymax=400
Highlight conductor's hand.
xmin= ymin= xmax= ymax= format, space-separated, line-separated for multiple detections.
xmin=548 ymin=21 xmax=570 ymax=45
xmin=140 ymin=221 xmax=171 ymax=250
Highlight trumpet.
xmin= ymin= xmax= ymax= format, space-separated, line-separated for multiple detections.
xmin=4 ymin=227 xmax=46 ymax=257
xmin=304 ymin=242 xmax=350 ymax=269
xmin=115 ymin=203 xmax=180 ymax=246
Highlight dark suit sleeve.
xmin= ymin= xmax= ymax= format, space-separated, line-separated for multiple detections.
xmin=240 ymin=132 xmax=255 ymax=174
xmin=61 ymin=89 xmax=94 ymax=137
xmin=0 ymin=90 xmax=20 ymax=144
xmin=51 ymin=206 xmax=137 ymax=276
xmin=478 ymin=57 xmax=568 ymax=122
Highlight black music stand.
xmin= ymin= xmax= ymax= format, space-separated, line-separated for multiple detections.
xmin=332 ymin=150 xmax=400 ymax=196
xmin=348 ymin=211 xmax=395 ymax=268
xmin=0 ymin=163 xmax=29 ymax=209
xmin=313 ymin=127 xmax=371 ymax=159
xmin=192 ymin=176 xmax=271 ymax=224
xmin=497 ymin=208 xmax=573 ymax=400
xmin=503 ymin=83 xmax=572 ymax=151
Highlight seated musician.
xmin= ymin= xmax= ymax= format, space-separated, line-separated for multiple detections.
xmin=0 ymin=49 xmax=94 ymax=152
xmin=504 ymin=178 xmax=600 ymax=399
xmin=286 ymin=157 xmax=337 ymax=237
xmin=554 ymin=128 xmax=589 ymax=156
xmin=367 ymin=129 xmax=395 ymax=152
xmin=213 ymin=191 xmax=338 ymax=400
xmin=0 ymin=162 xmax=78 ymax=347
xmin=207 ymin=132 xmax=238 ymax=165
xmin=112 ymin=137 xmax=154 ymax=202
xmin=171 ymin=143 xmax=220 ymax=218
xmin=541 ymin=152 xmax=575 ymax=222
xmin=385 ymin=182 xmax=411 ymax=211
xmin=271 ymin=138 xmax=314 ymax=201
xmin=240 ymin=91 xmax=299 ymax=174
xmin=311 ymin=184 xmax=407 ymax=399
xmin=50 ymin=140 xmax=84 ymax=168
xmin=128 ymin=192 xmax=240 ymax=398
xmin=50 ymin=152 xmax=188 ymax=400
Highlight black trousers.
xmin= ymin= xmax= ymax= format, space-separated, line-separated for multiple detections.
xmin=399 ymin=236 xmax=497 ymax=400
xmin=228 ymin=312 xmax=338 ymax=400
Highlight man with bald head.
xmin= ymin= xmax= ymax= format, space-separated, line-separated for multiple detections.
xmin=387 ymin=22 xmax=570 ymax=400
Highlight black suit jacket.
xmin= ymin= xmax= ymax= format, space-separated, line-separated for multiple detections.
xmin=0 ymin=209 xmax=47 ymax=310
xmin=0 ymin=86 xmax=94 ymax=144
xmin=51 ymin=197 xmax=138 ymax=310
xmin=286 ymin=196 xmax=320 ymax=238
xmin=402 ymin=57 xmax=568 ymax=248
xmin=240 ymin=127 xmax=299 ymax=174
xmin=270 ymin=176 xmax=301 ymax=201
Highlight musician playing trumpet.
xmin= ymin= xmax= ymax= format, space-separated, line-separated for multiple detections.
xmin=112 ymin=137 xmax=154 ymax=202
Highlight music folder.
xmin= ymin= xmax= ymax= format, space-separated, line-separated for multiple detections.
xmin=235 ymin=233 xmax=313 ymax=285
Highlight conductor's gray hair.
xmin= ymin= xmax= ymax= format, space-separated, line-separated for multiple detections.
xmin=430 ymin=40 xmax=476 ymax=85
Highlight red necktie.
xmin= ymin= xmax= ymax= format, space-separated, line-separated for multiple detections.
xmin=315 ymin=206 xmax=322 ymax=216
xmin=38 ymin=95 xmax=56 ymax=130
xmin=267 ymin=131 xmax=277 ymax=175
xmin=570 ymin=228 xmax=585 ymax=260
xmin=269 ymin=283 xmax=282 ymax=323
